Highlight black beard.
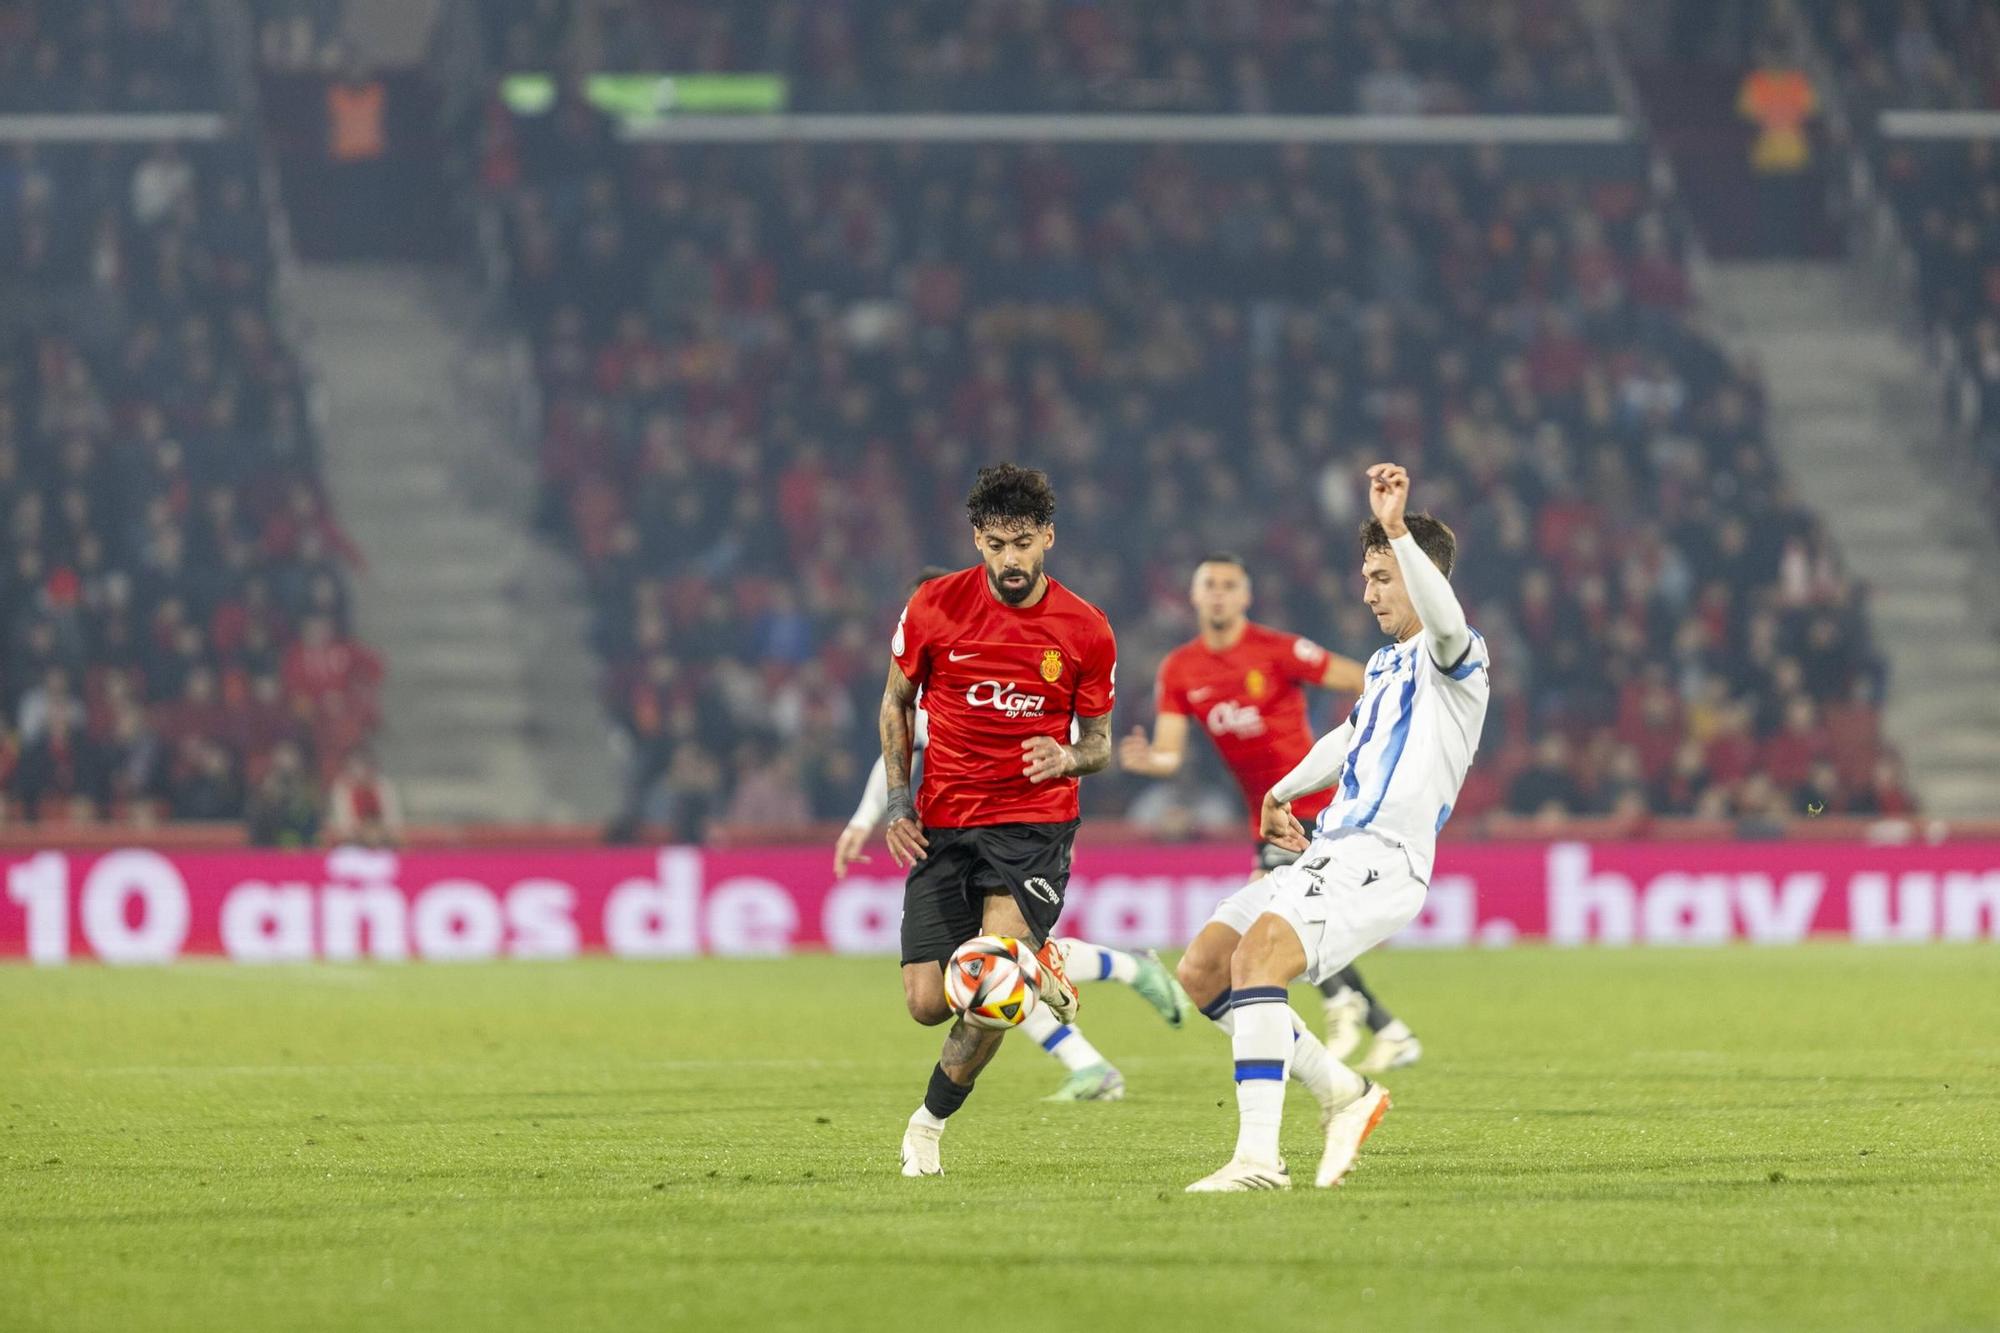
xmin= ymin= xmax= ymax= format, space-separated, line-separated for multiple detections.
xmin=991 ymin=569 xmax=1039 ymax=605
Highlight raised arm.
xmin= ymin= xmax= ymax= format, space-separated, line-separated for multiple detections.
xmin=1368 ymin=462 xmax=1471 ymax=671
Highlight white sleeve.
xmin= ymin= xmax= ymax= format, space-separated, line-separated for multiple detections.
xmin=849 ymin=755 xmax=889 ymax=830
xmin=1269 ymin=719 xmax=1356 ymax=805
xmin=1389 ymin=532 xmax=1472 ymax=673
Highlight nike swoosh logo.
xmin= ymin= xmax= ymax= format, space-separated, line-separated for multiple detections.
xmin=947 ymin=650 xmax=978 ymax=662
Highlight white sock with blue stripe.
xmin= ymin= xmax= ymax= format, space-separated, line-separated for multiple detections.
xmin=1230 ymin=986 xmax=1293 ymax=1165
xmin=1020 ymin=1001 xmax=1107 ymax=1073
xmin=1059 ymin=940 xmax=1141 ymax=985
xmin=1202 ymin=988 xmax=1347 ymax=1111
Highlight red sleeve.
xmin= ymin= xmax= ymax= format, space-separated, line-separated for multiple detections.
xmin=1279 ymin=632 xmax=1331 ymax=686
xmin=1074 ymin=613 xmax=1117 ymax=717
xmin=891 ymin=589 xmax=934 ymax=686
xmin=1154 ymin=651 xmax=1190 ymax=717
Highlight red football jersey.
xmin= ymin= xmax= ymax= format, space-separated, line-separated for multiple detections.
xmin=1155 ymin=621 xmax=1339 ymax=837
xmin=893 ymin=566 xmax=1117 ymax=828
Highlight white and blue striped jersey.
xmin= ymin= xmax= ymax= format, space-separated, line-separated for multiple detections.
xmin=1314 ymin=628 xmax=1489 ymax=883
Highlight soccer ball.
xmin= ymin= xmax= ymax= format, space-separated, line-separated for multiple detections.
xmin=943 ymin=935 xmax=1043 ymax=1030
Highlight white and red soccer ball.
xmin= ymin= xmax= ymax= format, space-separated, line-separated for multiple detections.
xmin=943 ymin=935 xmax=1043 ymax=1030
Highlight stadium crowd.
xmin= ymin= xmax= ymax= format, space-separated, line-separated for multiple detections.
xmin=484 ymin=100 xmax=1906 ymax=838
xmin=483 ymin=0 xmax=1612 ymax=115
xmin=0 ymin=138 xmax=378 ymax=825
xmin=0 ymin=0 xmax=218 ymax=113
xmin=1814 ymin=2 xmax=2000 ymax=519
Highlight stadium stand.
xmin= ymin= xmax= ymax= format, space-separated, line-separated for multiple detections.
xmin=0 ymin=13 xmax=378 ymax=823
xmin=1812 ymin=2 xmax=2000 ymax=518
xmin=480 ymin=102 xmax=1900 ymax=835
xmin=0 ymin=0 xmax=219 ymax=113
xmin=486 ymin=0 xmax=1614 ymax=114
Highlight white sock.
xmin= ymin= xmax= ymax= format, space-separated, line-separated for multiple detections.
xmin=909 ymin=1106 xmax=945 ymax=1132
xmin=1229 ymin=987 xmax=1293 ymax=1165
xmin=1202 ymin=989 xmax=1348 ymax=1106
xmin=1059 ymin=938 xmax=1141 ymax=985
xmin=1020 ymin=1001 xmax=1108 ymax=1073
xmin=1287 ymin=1008 xmax=1362 ymax=1113
xmin=1377 ymin=1018 xmax=1412 ymax=1041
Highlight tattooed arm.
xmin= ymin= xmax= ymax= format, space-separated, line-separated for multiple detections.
xmin=880 ymin=662 xmax=929 ymax=868
xmin=1021 ymin=712 xmax=1114 ymax=783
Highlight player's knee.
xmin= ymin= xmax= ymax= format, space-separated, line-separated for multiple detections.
xmin=903 ymin=972 xmax=953 ymax=1026
xmin=1229 ymin=918 xmax=1294 ymax=989
xmin=1176 ymin=948 xmax=1227 ymax=1007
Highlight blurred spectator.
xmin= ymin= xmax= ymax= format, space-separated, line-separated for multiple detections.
xmin=1507 ymin=734 xmax=1585 ymax=817
xmin=325 ymin=749 xmax=402 ymax=847
xmin=246 ymin=740 xmax=322 ymax=846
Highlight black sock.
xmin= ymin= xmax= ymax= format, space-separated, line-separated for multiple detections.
xmin=1335 ymin=965 xmax=1396 ymax=1032
xmin=923 ymin=1062 xmax=973 ymax=1121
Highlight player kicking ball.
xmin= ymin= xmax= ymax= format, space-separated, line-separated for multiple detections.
xmin=1121 ymin=552 xmax=1425 ymax=1072
xmin=881 ymin=465 xmax=1121 ymax=1176
xmin=1187 ymin=463 xmax=1489 ymax=1192
xmin=837 ymin=691 xmax=1189 ymax=1103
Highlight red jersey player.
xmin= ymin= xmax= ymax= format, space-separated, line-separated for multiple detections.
xmin=1120 ymin=553 xmax=1424 ymax=1073
xmin=881 ymin=464 xmax=1118 ymax=1177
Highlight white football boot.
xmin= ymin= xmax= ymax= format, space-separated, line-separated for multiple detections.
xmin=1320 ymin=987 xmax=1368 ymax=1061
xmin=1185 ymin=1157 xmax=1291 ymax=1193
xmin=899 ymin=1113 xmax=943 ymax=1177
xmin=1315 ymin=1079 xmax=1390 ymax=1188
xmin=1356 ymin=1031 xmax=1422 ymax=1074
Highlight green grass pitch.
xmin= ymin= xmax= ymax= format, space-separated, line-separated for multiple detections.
xmin=4 ymin=945 xmax=1998 ymax=1331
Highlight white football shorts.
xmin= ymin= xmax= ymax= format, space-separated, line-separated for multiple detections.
xmin=1242 ymin=829 xmax=1427 ymax=985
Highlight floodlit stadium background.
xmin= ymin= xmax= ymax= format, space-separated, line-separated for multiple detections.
xmin=3 ymin=3 xmax=1999 ymax=1328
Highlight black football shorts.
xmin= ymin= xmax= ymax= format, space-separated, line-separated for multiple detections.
xmin=900 ymin=819 xmax=1079 ymax=967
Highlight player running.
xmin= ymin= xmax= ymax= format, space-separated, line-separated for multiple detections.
xmin=1120 ymin=553 xmax=1425 ymax=1072
xmin=1188 ymin=462 xmax=1489 ymax=1192
xmin=838 ymin=571 xmax=1188 ymax=1105
xmin=883 ymin=464 xmax=1120 ymax=1176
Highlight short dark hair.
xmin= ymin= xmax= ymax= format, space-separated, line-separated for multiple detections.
xmin=1360 ymin=513 xmax=1457 ymax=577
xmin=1197 ymin=551 xmax=1250 ymax=575
xmin=966 ymin=463 xmax=1056 ymax=530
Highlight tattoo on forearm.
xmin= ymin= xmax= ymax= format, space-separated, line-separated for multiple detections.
xmin=1067 ymin=714 xmax=1112 ymax=777
xmin=879 ymin=663 xmax=917 ymax=794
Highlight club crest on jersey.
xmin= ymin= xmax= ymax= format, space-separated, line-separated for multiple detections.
xmin=1039 ymin=650 xmax=1063 ymax=683
xmin=1245 ymin=668 xmax=1268 ymax=700
xmin=966 ymin=680 xmax=1047 ymax=718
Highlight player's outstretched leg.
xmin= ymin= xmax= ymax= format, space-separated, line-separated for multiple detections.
xmin=900 ymin=1020 xmax=1006 ymax=1177
xmin=1060 ymin=939 xmax=1190 ymax=1027
xmin=1178 ymin=921 xmax=1339 ymax=1112
xmin=1020 ymin=1003 xmax=1124 ymax=1102
xmin=1189 ymin=913 xmax=1387 ymax=1193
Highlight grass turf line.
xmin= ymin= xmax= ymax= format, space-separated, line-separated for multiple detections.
xmin=3 ymin=945 xmax=1998 ymax=1331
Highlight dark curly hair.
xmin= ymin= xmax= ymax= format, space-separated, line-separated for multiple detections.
xmin=965 ymin=462 xmax=1056 ymax=531
xmin=1359 ymin=513 xmax=1457 ymax=577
